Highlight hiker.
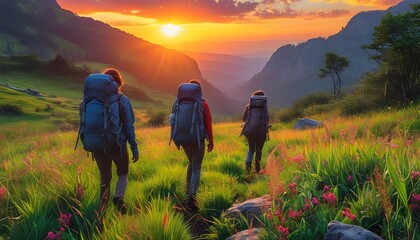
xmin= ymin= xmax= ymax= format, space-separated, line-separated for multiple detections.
xmin=241 ymin=90 xmax=269 ymax=174
xmin=76 ymin=68 xmax=139 ymax=214
xmin=169 ymin=79 xmax=214 ymax=211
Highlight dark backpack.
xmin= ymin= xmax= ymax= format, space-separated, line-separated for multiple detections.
xmin=75 ymin=73 xmax=123 ymax=153
xmin=241 ymin=95 xmax=268 ymax=136
xmin=169 ymin=83 xmax=207 ymax=149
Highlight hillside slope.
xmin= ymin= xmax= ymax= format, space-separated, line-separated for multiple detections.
xmin=0 ymin=0 xmax=237 ymax=113
xmin=241 ymin=0 xmax=419 ymax=107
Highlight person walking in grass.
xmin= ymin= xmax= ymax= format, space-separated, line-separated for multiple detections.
xmin=241 ymin=90 xmax=269 ymax=174
xmin=76 ymin=68 xmax=139 ymax=214
xmin=169 ymin=79 xmax=214 ymax=211
xmin=96 ymin=68 xmax=139 ymax=214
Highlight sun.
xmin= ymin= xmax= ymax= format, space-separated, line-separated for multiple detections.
xmin=160 ymin=23 xmax=182 ymax=37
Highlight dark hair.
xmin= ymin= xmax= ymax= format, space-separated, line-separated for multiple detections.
xmin=252 ymin=90 xmax=264 ymax=96
xmin=103 ymin=68 xmax=124 ymax=90
xmin=189 ymin=79 xmax=201 ymax=87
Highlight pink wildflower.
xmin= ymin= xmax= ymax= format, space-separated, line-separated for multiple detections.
xmin=278 ymin=225 xmax=289 ymax=235
xmin=46 ymin=231 xmax=61 ymax=240
xmin=312 ymin=197 xmax=319 ymax=205
xmin=288 ymin=209 xmax=303 ymax=219
xmin=411 ymin=171 xmax=420 ymax=180
xmin=294 ymin=175 xmax=300 ymax=181
xmin=341 ymin=208 xmax=356 ymax=221
xmin=288 ymin=182 xmax=297 ymax=195
xmin=412 ymin=193 xmax=420 ymax=202
xmin=0 ymin=187 xmax=6 ymax=201
xmin=385 ymin=142 xmax=398 ymax=148
xmin=293 ymin=154 xmax=304 ymax=162
xmin=347 ymin=175 xmax=353 ymax=183
xmin=275 ymin=209 xmax=281 ymax=216
xmin=58 ymin=213 xmax=72 ymax=226
xmin=353 ymin=153 xmax=359 ymax=161
xmin=304 ymin=198 xmax=311 ymax=211
xmin=266 ymin=212 xmax=273 ymax=221
xmin=323 ymin=185 xmax=330 ymax=191
xmin=322 ymin=192 xmax=337 ymax=205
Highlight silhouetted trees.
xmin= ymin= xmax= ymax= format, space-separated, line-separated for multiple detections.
xmin=318 ymin=52 xmax=350 ymax=98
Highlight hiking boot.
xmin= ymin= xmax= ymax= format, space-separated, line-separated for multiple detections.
xmin=246 ymin=163 xmax=252 ymax=174
xmin=112 ymin=196 xmax=127 ymax=215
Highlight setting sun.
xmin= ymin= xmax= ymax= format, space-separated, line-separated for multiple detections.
xmin=160 ymin=23 xmax=182 ymax=37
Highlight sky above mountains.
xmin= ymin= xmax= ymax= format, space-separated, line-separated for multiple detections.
xmin=56 ymin=0 xmax=400 ymax=55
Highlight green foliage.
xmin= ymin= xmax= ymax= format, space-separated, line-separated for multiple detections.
xmin=0 ymin=104 xmax=24 ymax=116
xmin=146 ymin=109 xmax=168 ymax=127
xmin=362 ymin=4 xmax=420 ymax=102
xmin=276 ymin=92 xmax=334 ymax=122
xmin=319 ymin=52 xmax=350 ymax=97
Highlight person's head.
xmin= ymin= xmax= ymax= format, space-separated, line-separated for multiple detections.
xmin=103 ymin=68 xmax=124 ymax=91
xmin=189 ymin=79 xmax=202 ymax=87
xmin=252 ymin=90 xmax=264 ymax=96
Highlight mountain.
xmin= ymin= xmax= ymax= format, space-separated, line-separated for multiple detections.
xmin=0 ymin=0 xmax=237 ymax=114
xmin=184 ymin=51 xmax=267 ymax=98
xmin=241 ymin=0 xmax=419 ymax=108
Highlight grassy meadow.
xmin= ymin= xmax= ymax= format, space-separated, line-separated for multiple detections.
xmin=0 ymin=94 xmax=419 ymax=239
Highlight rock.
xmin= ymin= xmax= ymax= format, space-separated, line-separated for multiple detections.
xmin=325 ymin=221 xmax=384 ymax=240
xmin=226 ymin=228 xmax=264 ymax=240
xmin=225 ymin=195 xmax=271 ymax=225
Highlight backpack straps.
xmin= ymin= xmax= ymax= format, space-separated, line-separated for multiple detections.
xmin=74 ymin=102 xmax=86 ymax=151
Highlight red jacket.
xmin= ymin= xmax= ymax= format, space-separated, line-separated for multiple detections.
xmin=202 ymin=100 xmax=213 ymax=145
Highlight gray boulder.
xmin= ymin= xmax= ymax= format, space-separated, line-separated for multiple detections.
xmin=325 ymin=221 xmax=383 ymax=240
xmin=226 ymin=228 xmax=264 ymax=240
xmin=225 ymin=195 xmax=271 ymax=225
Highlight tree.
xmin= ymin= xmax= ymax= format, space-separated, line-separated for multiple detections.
xmin=318 ymin=52 xmax=350 ymax=98
xmin=363 ymin=4 xmax=420 ymax=102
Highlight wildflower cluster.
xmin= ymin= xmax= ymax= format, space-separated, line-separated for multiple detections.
xmin=46 ymin=213 xmax=72 ymax=240
xmin=341 ymin=208 xmax=356 ymax=221
xmin=0 ymin=186 xmax=6 ymax=202
xmin=411 ymin=171 xmax=420 ymax=180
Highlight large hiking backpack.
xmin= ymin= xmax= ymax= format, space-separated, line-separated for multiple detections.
xmin=241 ymin=95 xmax=268 ymax=136
xmin=75 ymin=73 xmax=123 ymax=153
xmin=169 ymin=83 xmax=207 ymax=149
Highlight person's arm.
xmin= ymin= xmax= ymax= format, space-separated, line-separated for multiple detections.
xmin=120 ymin=95 xmax=139 ymax=162
xmin=202 ymin=100 xmax=213 ymax=152
xmin=242 ymin=104 xmax=249 ymax=122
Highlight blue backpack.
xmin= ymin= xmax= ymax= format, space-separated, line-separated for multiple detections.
xmin=169 ymin=83 xmax=207 ymax=149
xmin=75 ymin=73 xmax=123 ymax=154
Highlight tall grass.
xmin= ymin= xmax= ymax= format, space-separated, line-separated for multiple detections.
xmin=0 ymin=105 xmax=418 ymax=239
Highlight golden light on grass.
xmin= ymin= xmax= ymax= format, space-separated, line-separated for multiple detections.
xmin=160 ymin=23 xmax=182 ymax=37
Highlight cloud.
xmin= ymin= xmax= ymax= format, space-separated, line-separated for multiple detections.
xmin=255 ymin=6 xmax=350 ymax=19
xmin=58 ymin=0 xmax=259 ymax=22
xmin=316 ymin=0 xmax=400 ymax=7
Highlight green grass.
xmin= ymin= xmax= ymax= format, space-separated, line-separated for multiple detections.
xmin=0 ymin=70 xmax=418 ymax=240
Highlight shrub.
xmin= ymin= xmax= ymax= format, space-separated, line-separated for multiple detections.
xmin=147 ymin=110 xmax=167 ymax=127
xmin=0 ymin=104 xmax=24 ymax=115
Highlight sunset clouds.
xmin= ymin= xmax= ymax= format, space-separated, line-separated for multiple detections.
xmin=56 ymin=0 xmax=391 ymax=23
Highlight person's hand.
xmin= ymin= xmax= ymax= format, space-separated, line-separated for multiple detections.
xmin=132 ymin=154 xmax=139 ymax=163
xmin=207 ymin=142 xmax=214 ymax=153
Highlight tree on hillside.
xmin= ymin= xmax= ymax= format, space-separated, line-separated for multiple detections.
xmin=318 ymin=52 xmax=350 ymax=98
xmin=362 ymin=4 xmax=420 ymax=102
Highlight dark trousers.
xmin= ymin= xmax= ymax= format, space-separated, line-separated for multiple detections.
xmin=94 ymin=144 xmax=129 ymax=208
xmin=182 ymin=141 xmax=205 ymax=198
xmin=245 ymin=133 xmax=266 ymax=172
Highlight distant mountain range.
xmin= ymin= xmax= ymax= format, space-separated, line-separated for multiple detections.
xmin=240 ymin=0 xmax=419 ymax=107
xmin=0 ymin=0 xmax=237 ymax=114
xmin=184 ymin=51 xmax=267 ymax=98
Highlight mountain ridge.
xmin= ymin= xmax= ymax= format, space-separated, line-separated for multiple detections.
xmin=0 ymin=0 xmax=237 ymax=114
xmin=241 ymin=0 xmax=418 ymax=107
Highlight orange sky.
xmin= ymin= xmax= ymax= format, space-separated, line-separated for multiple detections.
xmin=56 ymin=0 xmax=399 ymax=55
